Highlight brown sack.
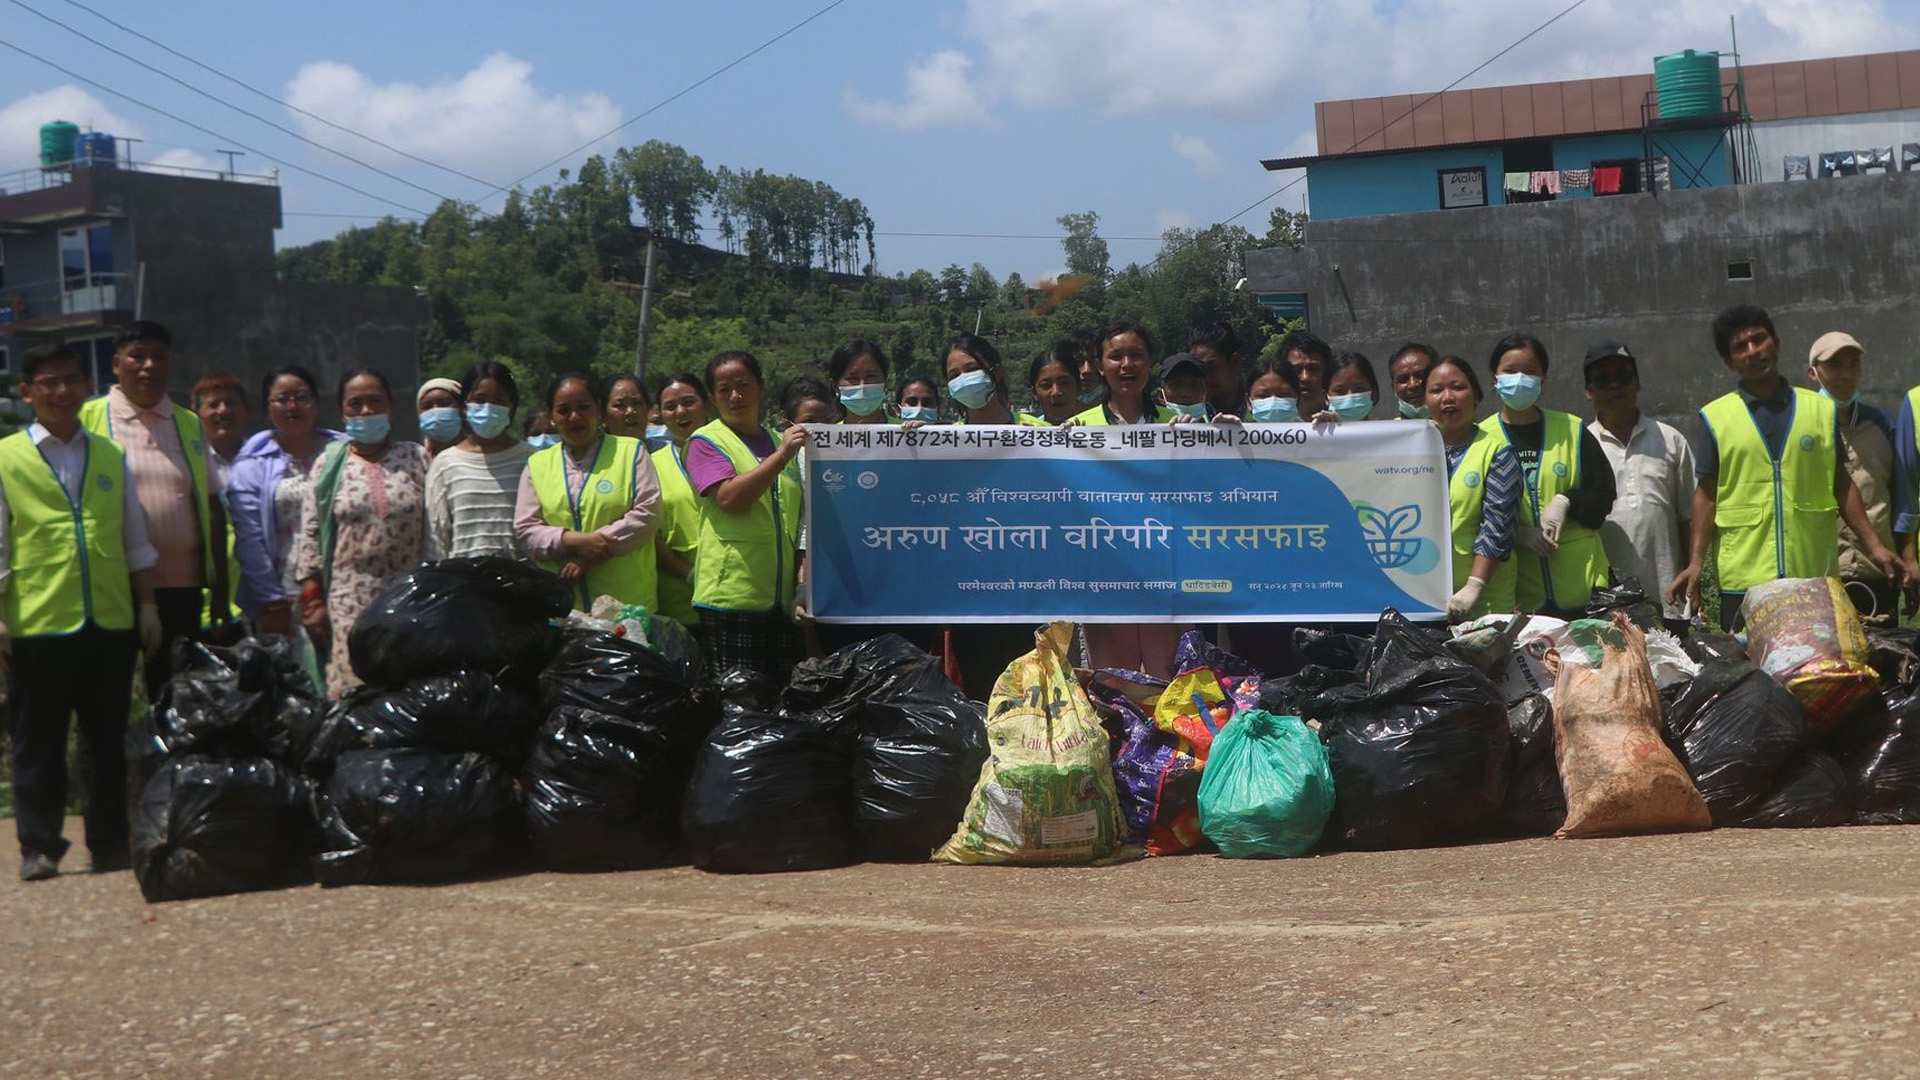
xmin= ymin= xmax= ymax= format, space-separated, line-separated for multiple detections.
xmin=1550 ymin=614 xmax=1711 ymax=838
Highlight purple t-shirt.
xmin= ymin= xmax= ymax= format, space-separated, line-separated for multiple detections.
xmin=686 ymin=428 xmax=776 ymax=496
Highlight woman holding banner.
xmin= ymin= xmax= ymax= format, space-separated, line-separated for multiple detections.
xmin=831 ymin=339 xmax=893 ymax=426
xmin=943 ymin=334 xmax=1018 ymax=426
xmin=1427 ymin=354 xmax=1520 ymax=621
xmin=1068 ymin=321 xmax=1178 ymax=427
xmin=685 ymin=351 xmax=807 ymax=680
xmin=1021 ymin=341 xmax=1082 ymax=426
xmin=1479 ymin=334 xmax=1614 ymax=618
xmin=1323 ymin=352 xmax=1382 ymax=422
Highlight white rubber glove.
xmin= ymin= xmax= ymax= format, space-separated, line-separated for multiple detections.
xmin=1516 ymin=525 xmax=1558 ymax=556
xmin=1447 ymin=576 xmax=1488 ymax=622
xmin=1538 ymin=493 xmax=1572 ymax=546
xmin=138 ymin=603 xmax=163 ymax=658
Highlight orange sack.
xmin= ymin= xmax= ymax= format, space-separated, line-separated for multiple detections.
xmin=1550 ymin=613 xmax=1711 ymax=839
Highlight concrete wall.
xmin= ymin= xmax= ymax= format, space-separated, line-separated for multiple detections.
xmin=1245 ymin=170 xmax=1920 ymax=426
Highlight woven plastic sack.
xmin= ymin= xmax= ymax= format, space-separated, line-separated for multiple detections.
xmin=935 ymin=623 xmax=1136 ymax=865
xmin=1108 ymin=697 xmax=1207 ymax=855
xmin=1742 ymin=577 xmax=1877 ymax=736
xmin=1196 ymin=710 xmax=1334 ymax=858
xmin=1550 ymin=615 xmax=1710 ymax=838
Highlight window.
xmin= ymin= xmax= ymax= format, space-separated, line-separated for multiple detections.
xmin=58 ymin=223 xmax=114 ymax=289
xmin=1503 ymin=140 xmax=1556 ymax=203
xmin=1727 ymin=260 xmax=1754 ymax=281
xmin=1591 ymin=158 xmax=1643 ymax=197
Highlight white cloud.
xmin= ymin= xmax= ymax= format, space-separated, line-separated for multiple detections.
xmin=849 ymin=0 xmax=1916 ymax=127
xmin=842 ymin=50 xmax=992 ymax=131
xmin=283 ymin=52 xmax=621 ymax=182
xmin=1170 ymin=133 xmax=1232 ymax=178
xmin=1154 ymin=208 xmax=1198 ymax=233
xmin=0 ymin=86 xmax=139 ymax=169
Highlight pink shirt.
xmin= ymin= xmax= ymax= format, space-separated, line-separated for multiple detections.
xmin=106 ymin=386 xmax=216 ymax=589
xmin=511 ymin=437 xmax=662 ymax=561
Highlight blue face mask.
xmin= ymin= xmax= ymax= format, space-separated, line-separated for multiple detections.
xmin=1494 ymin=372 xmax=1543 ymax=411
xmin=645 ymin=423 xmax=670 ymax=441
xmin=1818 ymin=385 xmax=1861 ymax=407
xmin=1397 ymin=396 xmax=1430 ymax=419
xmin=1330 ymin=391 xmax=1374 ymax=421
xmin=525 ymin=433 xmax=559 ymax=450
xmin=899 ymin=404 xmax=938 ymax=424
xmin=838 ymin=383 xmax=887 ymax=417
xmin=1077 ymin=386 xmax=1106 ymax=406
xmin=1168 ymin=399 xmax=1210 ymax=420
xmin=465 ymin=402 xmax=512 ymax=439
xmin=417 ymin=407 xmax=461 ymax=443
xmin=1249 ymin=396 xmax=1300 ymax=423
xmin=346 ymin=413 xmax=392 ymax=446
xmin=948 ymin=370 xmax=995 ymax=410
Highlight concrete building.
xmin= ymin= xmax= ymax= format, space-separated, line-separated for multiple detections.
xmin=1248 ymin=48 xmax=1920 ymax=420
xmin=0 ymin=151 xmax=423 ymax=413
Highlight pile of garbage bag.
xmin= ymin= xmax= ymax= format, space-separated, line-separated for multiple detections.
xmin=129 ymin=637 xmax=324 ymax=902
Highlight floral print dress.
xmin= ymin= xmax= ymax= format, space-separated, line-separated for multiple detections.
xmin=293 ymin=442 xmax=428 ymax=696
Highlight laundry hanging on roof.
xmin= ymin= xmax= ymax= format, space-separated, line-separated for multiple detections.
xmin=1783 ymin=156 xmax=1811 ymax=181
xmin=1592 ymin=166 xmax=1624 ymax=195
xmin=1532 ymin=171 xmax=1562 ymax=195
xmin=1559 ymin=168 xmax=1591 ymax=190
xmin=1503 ymin=172 xmax=1531 ymax=193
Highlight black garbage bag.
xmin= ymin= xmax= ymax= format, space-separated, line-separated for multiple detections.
xmin=1310 ymin=610 xmax=1509 ymax=850
xmin=1293 ymin=627 xmax=1370 ymax=673
xmin=540 ymin=631 xmax=717 ymax=769
xmin=1660 ymin=658 xmax=1808 ymax=824
xmin=647 ymin=614 xmax=705 ymax=686
xmin=1730 ymin=752 xmax=1854 ymax=828
xmin=523 ymin=706 xmax=684 ymax=870
xmin=1830 ymin=689 xmax=1920 ymax=825
xmin=715 ymin=668 xmax=781 ymax=712
xmin=1682 ymin=617 xmax=1746 ymax=666
xmin=348 ymin=557 xmax=570 ymax=688
xmin=1260 ymin=665 xmax=1364 ymax=721
xmin=682 ymin=705 xmax=857 ymax=873
xmin=313 ymin=748 xmax=523 ymax=886
xmin=780 ymin=635 xmax=988 ymax=861
xmin=1497 ymin=694 xmax=1564 ymax=836
xmin=140 ymin=637 xmax=320 ymax=764
xmin=1586 ymin=573 xmax=1663 ymax=630
xmin=132 ymin=755 xmax=316 ymax=902
xmin=301 ymin=670 xmax=538 ymax=770
xmin=1866 ymin=627 xmax=1920 ymax=692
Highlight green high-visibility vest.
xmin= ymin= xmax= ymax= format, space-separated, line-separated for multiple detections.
xmin=1479 ymin=409 xmax=1610 ymax=613
xmin=529 ymin=434 xmax=657 ymax=612
xmin=690 ymin=419 xmax=801 ymax=614
xmin=651 ymin=441 xmax=700 ymax=627
xmin=1446 ymin=428 xmax=1518 ymax=620
xmin=1069 ymin=401 xmax=1177 ymax=426
xmin=1701 ymin=387 xmax=1839 ymax=592
xmin=79 ymin=394 xmax=215 ymax=587
xmin=0 ymin=429 xmax=134 ymax=636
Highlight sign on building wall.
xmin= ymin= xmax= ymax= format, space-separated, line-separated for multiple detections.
xmin=1439 ymin=166 xmax=1487 ymax=209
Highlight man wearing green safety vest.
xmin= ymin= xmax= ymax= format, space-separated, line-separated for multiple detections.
xmin=2 ymin=344 xmax=164 ymax=882
xmin=1667 ymin=304 xmax=1906 ymax=630
xmin=78 ymin=321 xmax=229 ymax=700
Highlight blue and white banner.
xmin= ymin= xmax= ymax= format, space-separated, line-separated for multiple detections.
xmin=804 ymin=422 xmax=1452 ymax=623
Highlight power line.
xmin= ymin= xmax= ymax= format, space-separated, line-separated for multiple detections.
xmin=0 ymin=36 xmax=436 ymax=218
xmin=54 ymin=0 xmax=507 ymax=191
xmin=7 ymin=0 xmax=472 ymax=211
xmin=480 ymin=0 xmax=854 ymax=201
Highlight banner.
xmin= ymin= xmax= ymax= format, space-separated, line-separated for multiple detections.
xmin=804 ymin=422 xmax=1453 ymax=623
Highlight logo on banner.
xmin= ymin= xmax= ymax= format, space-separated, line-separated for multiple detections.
xmin=856 ymin=471 xmax=880 ymax=490
xmin=821 ymin=468 xmax=847 ymax=493
xmin=1356 ymin=503 xmax=1426 ymax=569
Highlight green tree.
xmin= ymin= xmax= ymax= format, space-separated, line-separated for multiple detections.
xmin=1057 ymin=210 xmax=1110 ymax=281
xmin=616 ymin=140 xmax=716 ymax=244
xmin=1266 ymin=206 xmax=1308 ymax=249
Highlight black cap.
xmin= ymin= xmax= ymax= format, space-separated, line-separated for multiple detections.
xmin=1582 ymin=340 xmax=1636 ymax=370
xmin=1159 ymin=351 xmax=1206 ymax=379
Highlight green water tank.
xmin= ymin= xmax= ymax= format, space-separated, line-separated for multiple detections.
xmin=1654 ymin=50 xmax=1722 ymax=119
xmin=39 ymin=120 xmax=79 ymax=166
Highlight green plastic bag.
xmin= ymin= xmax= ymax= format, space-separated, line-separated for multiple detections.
xmin=1196 ymin=710 xmax=1335 ymax=858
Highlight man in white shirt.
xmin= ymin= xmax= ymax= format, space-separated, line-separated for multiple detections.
xmin=1583 ymin=341 xmax=1695 ymax=627
xmin=1 ymin=344 xmax=162 ymax=881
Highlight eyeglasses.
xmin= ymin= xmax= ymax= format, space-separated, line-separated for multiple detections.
xmin=1587 ymin=371 xmax=1635 ymax=389
xmin=270 ymin=392 xmax=316 ymax=407
xmin=26 ymin=373 xmax=88 ymax=390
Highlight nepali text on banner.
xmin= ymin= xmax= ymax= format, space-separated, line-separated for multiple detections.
xmin=803 ymin=421 xmax=1453 ymax=624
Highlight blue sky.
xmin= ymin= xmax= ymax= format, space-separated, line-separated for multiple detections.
xmin=2 ymin=0 xmax=1916 ymax=280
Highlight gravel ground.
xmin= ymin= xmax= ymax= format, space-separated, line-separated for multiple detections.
xmin=5 ymin=820 xmax=1920 ymax=1079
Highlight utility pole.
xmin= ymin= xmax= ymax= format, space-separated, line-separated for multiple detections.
xmin=634 ymin=228 xmax=658 ymax=380
xmin=216 ymin=149 xmax=242 ymax=179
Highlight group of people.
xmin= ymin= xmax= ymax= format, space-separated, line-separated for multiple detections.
xmin=3 ymin=302 xmax=1912 ymax=882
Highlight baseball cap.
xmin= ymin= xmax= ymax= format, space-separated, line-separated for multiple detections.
xmin=1581 ymin=340 xmax=1636 ymax=371
xmin=1159 ymin=352 xmax=1206 ymax=379
xmin=1808 ymin=331 xmax=1863 ymax=364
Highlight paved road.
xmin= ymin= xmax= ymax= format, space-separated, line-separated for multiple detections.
xmin=5 ymin=821 xmax=1920 ymax=1079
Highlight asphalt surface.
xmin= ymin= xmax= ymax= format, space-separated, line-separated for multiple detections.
xmin=6 ymin=820 xmax=1920 ymax=1079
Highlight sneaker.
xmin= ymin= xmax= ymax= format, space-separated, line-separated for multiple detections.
xmin=19 ymin=853 xmax=58 ymax=882
xmin=89 ymin=849 xmax=131 ymax=874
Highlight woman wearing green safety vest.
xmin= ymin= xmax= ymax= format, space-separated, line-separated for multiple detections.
xmin=685 ymin=350 xmax=807 ymax=681
xmin=650 ymin=372 xmax=711 ymax=628
xmin=1479 ymin=333 xmax=1615 ymax=618
xmin=512 ymin=372 xmax=663 ymax=615
xmin=1426 ymin=354 xmax=1520 ymax=621
xmin=293 ymin=368 xmax=428 ymax=697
